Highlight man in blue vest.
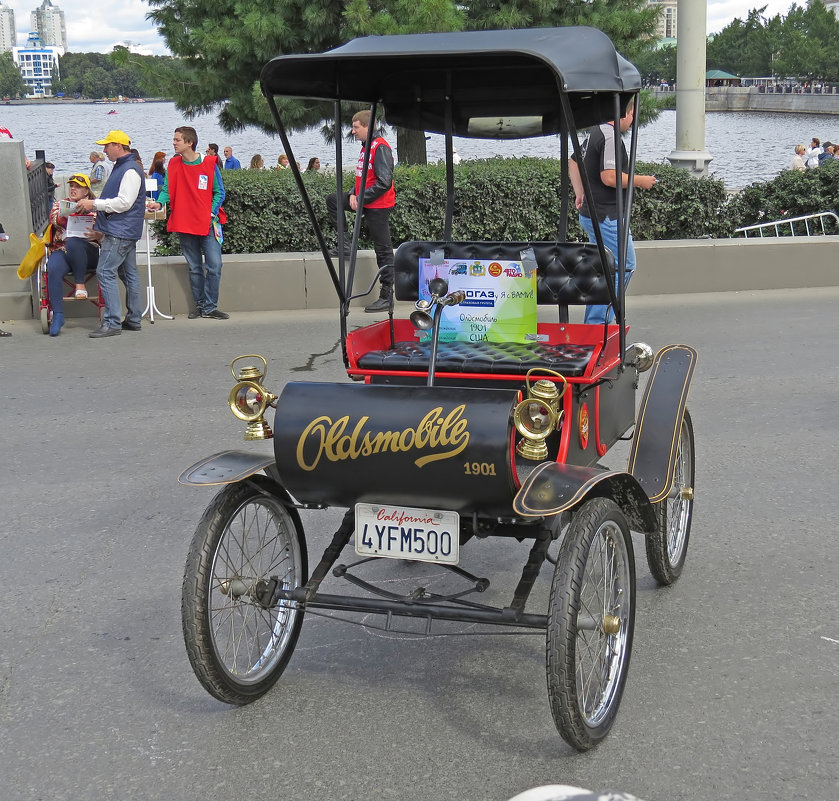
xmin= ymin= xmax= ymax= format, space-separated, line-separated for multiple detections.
xmin=75 ymin=130 xmax=145 ymax=338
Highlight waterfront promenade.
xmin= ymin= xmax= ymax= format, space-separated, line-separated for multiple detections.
xmin=2 ymin=288 xmax=838 ymax=800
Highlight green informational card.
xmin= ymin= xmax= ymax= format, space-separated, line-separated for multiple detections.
xmin=418 ymin=257 xmax=537 ymax=343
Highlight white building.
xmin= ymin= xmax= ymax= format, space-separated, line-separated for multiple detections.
xmin=648 ymin=0 xmax=678 ymax=41
xmin=0 ymin=1 xmax=16 ymax=53
xmin=12 ymin=31 xmax=62 ymax=97
xmin=825 ymin=0 xmax=839 ymax=17
xmin=30 ymin=0 xmax=66 ymax=50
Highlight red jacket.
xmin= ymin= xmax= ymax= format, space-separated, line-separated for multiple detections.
xmin=355 ymin=138 xmax=395 ymax=209
xmin=166 ymin=157 xmax=216 ymax=236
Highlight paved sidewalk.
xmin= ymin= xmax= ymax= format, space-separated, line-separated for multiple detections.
xmin=2 ymin=289 xmax=839 ymax=801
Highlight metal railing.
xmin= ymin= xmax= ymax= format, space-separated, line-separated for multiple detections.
xmin=735 ymin=211 xmax=839 ymax=237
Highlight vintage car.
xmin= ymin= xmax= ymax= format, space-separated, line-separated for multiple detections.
xmin=178 ymin=27 xmax=696 ymax=752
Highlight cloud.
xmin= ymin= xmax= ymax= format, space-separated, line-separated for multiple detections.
xmin=706 ymin=0 xmax=795 ymax=34
xmin=8 ymin=0 xmax=169 ymax=54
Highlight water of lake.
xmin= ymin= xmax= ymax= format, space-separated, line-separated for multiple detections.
xmin=3 ymin=101 xmax=838 ymax=188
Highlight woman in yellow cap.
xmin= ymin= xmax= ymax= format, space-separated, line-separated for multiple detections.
xmin=45 ymin=173 xmax=102 ymax=336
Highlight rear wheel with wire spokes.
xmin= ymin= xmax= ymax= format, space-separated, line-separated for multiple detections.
xmin=646 ymin=409 xmax=695 ymax=585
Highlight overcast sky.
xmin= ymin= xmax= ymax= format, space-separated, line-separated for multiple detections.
xmin=5 ymin=0 xmax=798 ymax=56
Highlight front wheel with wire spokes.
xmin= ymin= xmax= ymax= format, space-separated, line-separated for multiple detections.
xmin=546 ymin=498 xmax=636 ymax=751
xmin=646 ymin=409 xmax=695 ymax=586
xmin=182 ymin=476 xmax=307 ymax=705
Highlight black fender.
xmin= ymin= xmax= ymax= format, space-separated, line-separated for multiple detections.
xmin=627 ymin=344 xmax=697 ymax=503
xmin=512 ymin=461 xmax=658 ymax=533
xmin=178 ymin=450 xmax=275 ymax=487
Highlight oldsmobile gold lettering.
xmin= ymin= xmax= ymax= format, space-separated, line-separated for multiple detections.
xmin=274 ymin=382 xmax=519 ymax=514
xmin=297 ymin=405 xmax=469 ymax=471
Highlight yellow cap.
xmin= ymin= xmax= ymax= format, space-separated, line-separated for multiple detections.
xmin=95 ymin=129 xmax=131 ymax=146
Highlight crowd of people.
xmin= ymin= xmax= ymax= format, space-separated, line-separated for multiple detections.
xmin=2 ymin=119 xmax=390 ymax=338
xmin=787 ymin=136 xmax=838 ymax=171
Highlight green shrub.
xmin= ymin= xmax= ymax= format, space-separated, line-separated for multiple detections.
xmin=725 ymin=159 xmax=839 ymax=234
xmin=150 ymin=157 xmax=735 ymax=254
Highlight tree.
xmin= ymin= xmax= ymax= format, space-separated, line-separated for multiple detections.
xmin=0 ymin=52 xmax=27 ymax=98
xmin=706 ymin=2 xmax=839 ymax=82
xmin=143 ymin=0 xmax=659 ymax=163
xmin=634 ymin=44 xmax=677 ymax=84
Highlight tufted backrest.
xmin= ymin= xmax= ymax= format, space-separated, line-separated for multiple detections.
xmin=393 ymin=240 xmax=614 ymax=307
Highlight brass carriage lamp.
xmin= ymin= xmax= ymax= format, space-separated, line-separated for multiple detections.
xmin=513 ymin=369 xmax=567 ymax=461
xmin=228 ymin=355 xmax=277 ymax=440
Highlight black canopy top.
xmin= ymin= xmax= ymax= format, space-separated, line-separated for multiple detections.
xmin=260 ymin=27 xmax=641 ymax=137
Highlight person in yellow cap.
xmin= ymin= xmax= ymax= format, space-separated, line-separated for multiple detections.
xmin=74 ymin=130 xmax=145 ymax=337
xmin=44 ymin=173 xmax=102 ymax=336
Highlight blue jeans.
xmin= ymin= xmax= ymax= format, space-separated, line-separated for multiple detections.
xmin=47 ymin=238 xmax=99 ymax=315
xmin=179 ymin=232 xmax=223 ymax=313
xmin=97 ymin=234 xmax=142 ymax=329
xmin=579 ymin=214 xmax=636 ymax=325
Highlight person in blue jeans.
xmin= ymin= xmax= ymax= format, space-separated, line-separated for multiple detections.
xmin=569 ymin=101 xmax=656 ymax=324
xmin=45 ymin=173 xmax=102 ymax=336
xmin=74 ymin=130 xmax=145 ymax=337
xmin=147 ymin=126 xmax=228 ymax=319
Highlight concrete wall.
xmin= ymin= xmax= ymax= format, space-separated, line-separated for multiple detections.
xmin=0 ymin=139 xmax=35 ymax=267
xmin=631 ymin=237 xmax=839 ymax=294
xmin=3 ymin=236 xmax=839 ymax=322
xmin=702 ymin=86 xmax=839 ymax=115
xmin=65 ymin=236 xmax=839 ymax=320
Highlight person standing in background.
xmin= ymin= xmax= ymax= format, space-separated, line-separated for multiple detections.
xmin=204 ymin=143 xmax=220 ymax=168
xmin=569 ymin=99 xmax=656 ymax=324
xmin=805 ymin=137 xmax=822 ymax=168
xmin=223 ymin=147 xmax=241 ymax=170
xmin=788 ymin=144 xmax=806 ymax=171
xmin=88 ymin=151 xmax=112 ymax=190
xmin=325 ymin=109 xmax=395 ymax=313
xmin=147 ymin=126 xmax=229 ymax=320
xmin=74 ymin=130 xmax=145 ymax=338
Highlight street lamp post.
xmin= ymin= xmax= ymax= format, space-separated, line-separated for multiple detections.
xmin=667 ymin=0 xmax=714 ymax=176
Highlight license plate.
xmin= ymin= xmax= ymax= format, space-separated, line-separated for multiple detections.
xmin=354 ymin=503 xmax=460 ymax=565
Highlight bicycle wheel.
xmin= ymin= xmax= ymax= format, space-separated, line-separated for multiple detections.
xmin=645 ymin=409 xmax=695 ymax=586
xmin=546 ymin=498 xmax=636 ymax=751
xmin=182 ymin=475 xmax=307 ymax=705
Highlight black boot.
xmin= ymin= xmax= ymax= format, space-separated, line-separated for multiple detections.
xmin=365 ymin=288 xmax=392 ymax=313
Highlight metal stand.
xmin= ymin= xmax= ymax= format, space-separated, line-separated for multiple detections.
xmin=141 ymin=178 xmax=172 ymax=323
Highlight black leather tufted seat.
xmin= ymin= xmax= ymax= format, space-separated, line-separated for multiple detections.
xmin=357 ymin=241 xmax=615 ymax=378
xmin=357 ymin=339 xmax=596 ymax=376
xmin=393 ymin=240 xmax=613 ymax=306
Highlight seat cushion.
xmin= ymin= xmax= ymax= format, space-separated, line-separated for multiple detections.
xmin=357 ymin=339 xmax=595 ymax=377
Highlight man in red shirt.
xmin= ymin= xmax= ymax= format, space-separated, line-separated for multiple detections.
xmin=148 ymin=126 xmax=229 ymax=319
xmin=326 ymin=110 xmax=395 ymax=313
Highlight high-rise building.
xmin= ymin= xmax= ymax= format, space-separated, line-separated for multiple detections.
xmin=648 ymin=0 xmax=678 ymax=41
xmin=12 ymin=31 xmax=62 ymax=97
xmin=30 ymin=0 xmax=66 ymax=51
xmin=0 ymin=1 xmax=17 ymax=53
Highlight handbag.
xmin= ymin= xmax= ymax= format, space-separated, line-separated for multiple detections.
xmin=17 ymin=225 xmax=52 ymax=280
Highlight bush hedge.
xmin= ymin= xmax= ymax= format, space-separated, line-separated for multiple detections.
xmin=151 ymin=156 xmax=839 ymax=254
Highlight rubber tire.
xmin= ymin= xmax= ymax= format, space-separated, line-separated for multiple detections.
xmin=645 ymin=409 xmax=695 ymax=586
xmin=181 ymin=476 xmax=307 ymax=705
xmin=546 ymin=498 xmax=636 ymax=751
xmin=40 ymin=305 xmax=50 ymax=334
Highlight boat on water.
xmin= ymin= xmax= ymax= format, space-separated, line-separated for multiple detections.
xmin=107 ymin=109 xmax=118 ymax=114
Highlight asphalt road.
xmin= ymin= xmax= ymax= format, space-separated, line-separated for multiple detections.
xmin=2 ymin=288 xmax=838 ymax=801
